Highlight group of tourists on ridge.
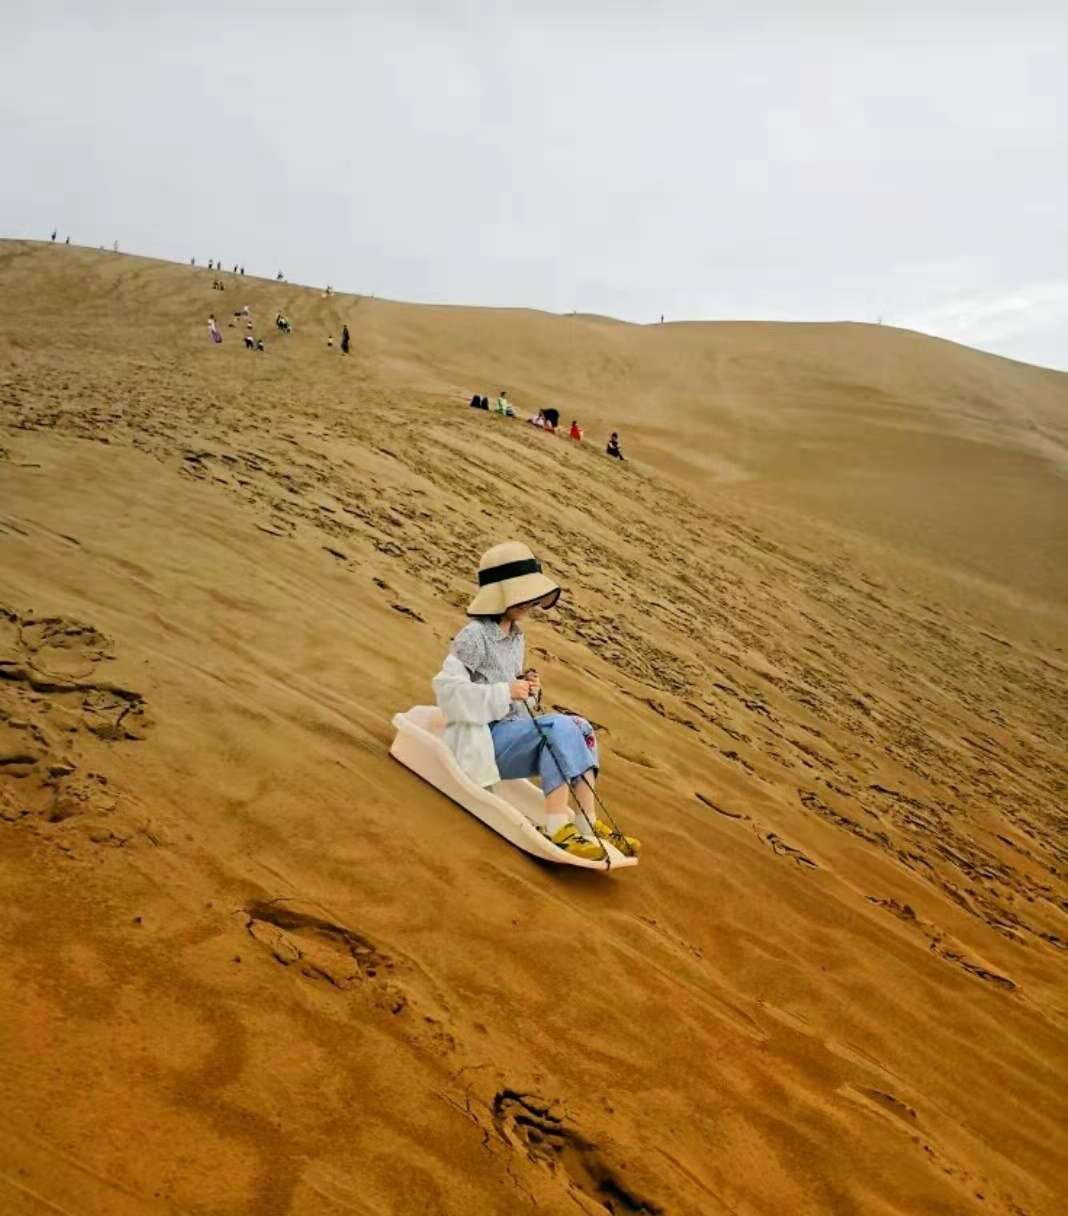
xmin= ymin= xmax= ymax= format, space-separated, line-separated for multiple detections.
xmin=469 ymin=391 xmax=626 ymax=461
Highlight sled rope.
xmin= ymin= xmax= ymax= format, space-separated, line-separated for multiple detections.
xmin=522 ymin=690 xmax=636 ymax=860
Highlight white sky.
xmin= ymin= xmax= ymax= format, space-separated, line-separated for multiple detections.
xmin=4 ymin=1 xmax=1066 ymax=370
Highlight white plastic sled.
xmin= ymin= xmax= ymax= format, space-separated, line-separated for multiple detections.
xmin=390 ymin=706 xmax=639 ymax=872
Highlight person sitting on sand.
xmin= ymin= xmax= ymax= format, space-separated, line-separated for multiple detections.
xmin=494 ymin=391 xmax=515 ymax=417
xmin=542 ymin=408 xmax=560 ymax=431
xmin=244 ymin=334 xmax=256 ymax=350
xmin=256 ymin=338 xmax=265 ymax=351
xmin=341 ymin=324 xmax=350 ymax=354
xmin=606 ymin=432 xmax=625 ymax=460
xmin=529 ymin=410 xmax=545 ymax=428
xmin=328 ymin=334 xmax=334 ymax=348
xmin=432 ymin=542 xmax=639 ymax=859
xmin=470 ymin=393 xmax=488 ymax=410
xmin=569 ymin=420 xmax=583 ymax=441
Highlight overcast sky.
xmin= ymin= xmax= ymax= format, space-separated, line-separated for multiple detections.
xmin=4 ymin=1 xmax=1066 ymax=370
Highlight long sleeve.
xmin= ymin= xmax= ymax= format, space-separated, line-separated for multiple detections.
xmin=433 ymin=654 xmax=511 ymax=726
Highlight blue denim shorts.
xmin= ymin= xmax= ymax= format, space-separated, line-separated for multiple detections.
xmin=490 ymin=713 xmax=599 ymax=794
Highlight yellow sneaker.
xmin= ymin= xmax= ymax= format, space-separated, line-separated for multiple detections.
xmin=594 ymin=820 xmax=642 ymax=855
xmin=550 ymin=823 xmax=605 ymax=861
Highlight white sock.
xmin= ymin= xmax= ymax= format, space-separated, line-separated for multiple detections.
xmin=545 ymin=811 xmax=571 ymax=838
xmin=574 ymin=810 xmax=596 ymax=836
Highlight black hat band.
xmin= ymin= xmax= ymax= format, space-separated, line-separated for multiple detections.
xmin=478 ymin=557 xmax=542 ymax=586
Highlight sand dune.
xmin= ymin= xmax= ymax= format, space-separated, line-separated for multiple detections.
xmin=1 ymin=239 xmax=1066 ymax=1216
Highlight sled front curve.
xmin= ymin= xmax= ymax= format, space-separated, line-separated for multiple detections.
xmin=390 ymin=706 xmax=638 ymax=871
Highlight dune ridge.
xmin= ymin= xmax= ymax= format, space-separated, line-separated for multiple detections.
xmin=1 ymin=240 xmax=1066 ymax=1216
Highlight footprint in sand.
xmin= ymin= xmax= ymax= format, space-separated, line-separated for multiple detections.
xmin=0 ymin=605 xmax=151 ymax=851
xmin=45 ymin=771 xmax=119 ymax=823
xmin=245 ymin=898 xmax=407 ymax=1012
xmin=16 ymin=613 xmax=113 ymax=681
xmin=762 ymin=831 xmax=819 ymax=868
xmin=694 ymin=794 xmax=818 ymax=869
xmin=491 ymin=1089 xmax=662 ymax=1214
xmin=866 ymin=897 xmax=1017 ymax=991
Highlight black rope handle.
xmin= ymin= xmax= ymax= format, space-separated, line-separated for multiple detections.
xmin=522 ymin=675 xmax=635 ymax=860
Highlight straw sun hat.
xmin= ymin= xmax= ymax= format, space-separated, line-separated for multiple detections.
xmin=467 ymin=541 xmax=561 ymax=617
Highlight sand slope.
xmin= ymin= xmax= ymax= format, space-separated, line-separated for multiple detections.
xmin=1 ymin=240 xmax=1066 ymax=1216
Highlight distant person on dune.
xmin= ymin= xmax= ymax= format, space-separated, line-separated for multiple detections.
xmin=327 ymin=334 xmax=334 ymax=348
xmin=432 ymin=542 xmax=639 ymax=860
xmin=64 ymin=236 xmax=70 ymax=245
xmin=244 ymin=334 xmax=255 ymax=350
xmin=341 ymin=324 xmax=350 ymax=354
xmin=606 ymin=432 xmax=625 ymax=460
xmin=50 ymin=229 xmax=56 ymax=242
xmin=208 ymin=260 xmax=214 ymax=270
xmin=569 ymin=420 xmax=583 ymax=441
xmin=240 ymin=266 xmax=245 ymax=275
xmin=208 ymin=314 xmax=221 ymax=344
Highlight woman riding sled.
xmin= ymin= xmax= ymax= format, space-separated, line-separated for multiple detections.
xmin=432 ymin=542 xmax=639 ymax=860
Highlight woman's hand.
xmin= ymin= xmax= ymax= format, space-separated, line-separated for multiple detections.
xmin=509 ymin=679 xmax=532 ymax=700
xmin=524 ymin=669 xmax=542 ymax=696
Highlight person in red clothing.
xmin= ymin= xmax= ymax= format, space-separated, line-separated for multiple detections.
xmin=569 ymin=420 xmax=583 ymax=441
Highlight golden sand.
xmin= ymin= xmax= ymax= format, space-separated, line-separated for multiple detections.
xmin=1 ymin=240 xmax=1065 ymax=1215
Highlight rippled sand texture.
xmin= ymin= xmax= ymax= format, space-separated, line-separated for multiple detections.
xmin=1 ymin=240 xmax=1066 ymax=1216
